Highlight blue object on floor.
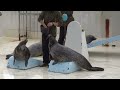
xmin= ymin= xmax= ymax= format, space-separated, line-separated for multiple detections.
xmin=7 ymin=56 xmax=43 ymax=70
xmin=87 ymin=35 xmax=120 ymax=48
xmin=48 ymin=61 xmax=81 ymax=74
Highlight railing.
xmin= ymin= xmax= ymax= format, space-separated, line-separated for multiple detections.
xmin=18 ymin=11 xmax=41 ymax=40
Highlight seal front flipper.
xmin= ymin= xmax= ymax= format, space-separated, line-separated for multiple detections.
xmin=52 ymin=61 xmax=58 ymax=65
xmin=13 ymin=56 xmax=16 ymax=65
xmin=25 ymin=60 xmax=28 ymax=67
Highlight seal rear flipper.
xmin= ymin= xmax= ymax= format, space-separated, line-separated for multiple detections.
xmin=6 ymin=54 xmax=13 ymax=59
xmin=88 ymin=67 xmax=104 ymax=71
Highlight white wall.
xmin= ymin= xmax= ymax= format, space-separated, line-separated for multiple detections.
xmin=101 ymin=11 xmax=120 ymax=46
xmin=0 ymin=11 xmax=42 ymax=38
xmin=73 ymin=11 xmax=120 ymax=38
xmin=19 ymin=11 xmax=42 ymax=39
xmin=0 ymin=11 xmax=19 ymax=37
xmin=2 ymin=11 xmax=120 ymax=39
xmin=73 ymin=11 xmax=103 ymax=38
xmin=102 ymin=11 xmax=120 ymax=37
xmin=1 ymin=11 xmax=120 ymax=46
xmin=0 ymin=11 xmax=104 ymax=39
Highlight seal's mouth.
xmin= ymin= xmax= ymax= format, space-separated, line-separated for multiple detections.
xmin=94 ymin=37 xmax=97 ymax=40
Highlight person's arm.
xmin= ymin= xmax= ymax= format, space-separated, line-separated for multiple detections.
xmin=38 ymin=11 xmax=47 ymax=28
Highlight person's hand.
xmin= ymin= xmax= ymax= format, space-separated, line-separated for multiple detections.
xmin=43 ymin=24 xmax=47 ymax=28
xmin=47 ymin=22 xmax=53 ymax=27
xmin=53 ymin=22 xmax=59 ymax=26
xmin=40 ymin=20 xmax=47 ymax=28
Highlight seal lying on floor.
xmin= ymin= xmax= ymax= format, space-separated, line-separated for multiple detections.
xmin=86 ymin=35 xmax=97 ymax=44
xmin=28 ymin=42 xmax=42 ymax=57
xmin=47 ymin=34 xmax=104 ymax=71
xmin=13 ymin=39 xmax=30 ymax=67
xmin=5 ymin=35 xmax=95 ymax=59
xmin=6 ymin=42 xmax=42 ymax=59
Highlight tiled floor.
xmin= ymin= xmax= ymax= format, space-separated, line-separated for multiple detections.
xmin=0 ymin=37 xmax=120 ymax=79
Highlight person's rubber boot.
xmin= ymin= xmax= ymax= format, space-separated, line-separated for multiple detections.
xmin=40 ymin=63 xmax=49 ymax=67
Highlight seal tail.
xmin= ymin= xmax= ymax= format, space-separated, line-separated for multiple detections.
xmin=75 ymin=54 xmax=104 ymax=71
xmin=89 ymin=67 xmax=104 ymax=71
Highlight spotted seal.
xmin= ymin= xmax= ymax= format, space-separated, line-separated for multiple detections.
xmin=48 ymin=34 xmax=104 ymax=71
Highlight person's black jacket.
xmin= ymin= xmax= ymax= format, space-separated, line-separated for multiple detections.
xmin=38 ymin=11 xmax=62 ymax=26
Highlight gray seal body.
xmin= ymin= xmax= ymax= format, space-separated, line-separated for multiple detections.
xmin=48 ymin=34 xmax=104 ymax=71
xmin=28 ymin=42 xmax=42 ymax=57
xmin=6 ymin=42 xmax=42 ymax=59
xmin=13 ymin=39 xmax=30 ymax=67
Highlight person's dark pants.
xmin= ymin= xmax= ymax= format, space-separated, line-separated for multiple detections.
xmin=41 ymin=25 xmax=56 ymax=64
xmin=58 ymin=26 xmax=67 ymax=45
xmin=42 ymin=33 xmax=50 ymax=64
